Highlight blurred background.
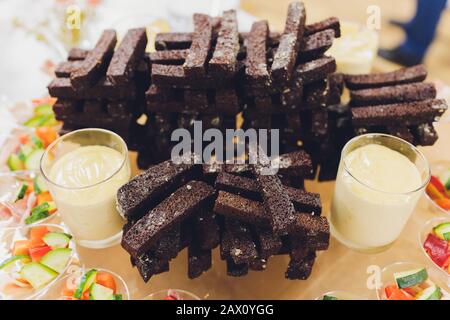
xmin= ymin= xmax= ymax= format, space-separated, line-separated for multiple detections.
xmin=0 ymin=0 xmax=449 ymax=101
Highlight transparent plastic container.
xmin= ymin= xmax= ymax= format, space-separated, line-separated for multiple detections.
xmin=419 ymin=217 xmax=450 ymax=287
xmin=424 ymin=161 xmax=450 ymax=216
xmin=0 ymin=224 xmax=77 ymax=300
xmin=41 ymin=266 xmax=129 ymax=300
xmin=376 ymin=262 xmax=450 ymax=300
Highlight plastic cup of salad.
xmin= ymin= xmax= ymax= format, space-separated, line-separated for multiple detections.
xmin=376 ymin=262 xmax=450 ymax=300
xmin=424 ymin=161 xmax=450 ymax=216
xmin=315 ymin=291 xmax=367 ymax=300
xmin=144 ymin=289 xmax=200 ymax=300
xmin=41 ymin=267 xmax=129 ymax=300
xmin=419 ymin=217 xmax=450 ymax=286
xmin=0 ymin=223 xmax=76 ymax=300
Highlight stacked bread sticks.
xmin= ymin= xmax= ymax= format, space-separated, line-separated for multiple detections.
xmin=345 ymin=65 xmax=447 ymax=145
xmin=48 ymin=28 xmax=149 ymax=149
xmin=48 ymin=2 xmax=346 ymax=177
xmin=119 ymin=149 xmax=328 ymax=282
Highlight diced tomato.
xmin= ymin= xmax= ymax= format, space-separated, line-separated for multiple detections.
xmin=62 ymin=288 xmax=75 ymax=297
xmin=30 ymin=226 xmax=50 ymax=248
xmin=13 ymin=240 xmax=31 ymax=256
xmin=29 ymin=246 xmax=52 ymax=262
xmin=424 ymin=233 xmax=450 ymax=267
xmin=403 ymin=285 xmax=421 ymax=297
xmin=426 ymin=183 xmax=445 ymax=200
xmin=18 ymin=134 xmax=30 ymax=145
xmin=430 ymin=176 xmax=446 ymax=194
xmin=436 ymin=198 xmax=450 ymax=211
xmin=35 ymin=127 xmax=58 ymax=148
xmin=385 ymin=284 xmax=397 ymax=299
xmin=443 ymin=256 xmax=450 ymax=269
xmin=164 ymin=295 xmax=177 ymax=300
xmin=387 ymin=287 xmax=414 ymax=300
xmin=96 ymin=272 xmax=116 ymax=294
xmin=82 ymin=290 xmax=90 ymax=300
xmin=37 ymin=192 xmax=52 ymax=206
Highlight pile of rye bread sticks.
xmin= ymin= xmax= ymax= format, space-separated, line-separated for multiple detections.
xmin=48 ymin=1 xmax=447 ymax=180
xmin=47 ymin=2 xmax=447 ymax=281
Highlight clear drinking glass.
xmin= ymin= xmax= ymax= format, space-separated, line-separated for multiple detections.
xmin=330 ymin=133 xmax=430 ymax=253
xmin=40 ymin=129 xmax=130 ymax=249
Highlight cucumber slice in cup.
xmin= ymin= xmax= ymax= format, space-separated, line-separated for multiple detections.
xmin=0 ymin=255 xmax=31 ymax=271
xmin=433 ymin=222 xmax=450 ymax=241
xmin=43 ymin=232 xmax=72 ymax=249
xmin=416 ymin=284 xmax=442 ymax=300
xmin=89 ymin=283 xmax=114 ymax=300
xmin=74 ymin=269 xmax=98 ymax=299
xmin=40 ymin=248 xmax=72 ymax=273
xmin=19 ymin=262 xmax=58 ymax=289
xmin=7 ymin=154 xmax=24 ymax=171
xmin=394 ymin=268 xmax=428 ymax=288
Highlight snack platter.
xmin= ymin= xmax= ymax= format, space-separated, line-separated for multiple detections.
xmin=1 ymin=1 xmax=450 ymax=300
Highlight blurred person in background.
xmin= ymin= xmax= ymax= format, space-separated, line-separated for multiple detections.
xmin=379 ymin=0 xmax=448 ymax=66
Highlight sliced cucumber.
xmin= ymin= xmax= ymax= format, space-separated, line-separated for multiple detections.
xmin=0 ymin=255 xmax=31 ymax=271
xmin=25 ymin=210 xmax=49 ymax=225
xmin=89 ymin=283 xmax=114 ymax=300
xmin=74 ymin=269 xmax=98 ymax=299
xmin=7 ymin=154 xmax=24 ymax=171
xmin=40 ymin=248 xmax=72 ymax=273
xmin=15 ymin=184 xmax=28 ymax=201
xmin=33 ymin=175 xmax=48 ymax=194
xmin=43 ymin=232 xmax=72 ymax=249
xmin=24 ymin=149 xmax=45 ymax=171
xmin=394 ymin=268 xmax=428 ymax=289
xmin=438 ymin=170 xmax=450 ymax=190
xmin=323 ymin=295 xmax=338 ymax=300
xmin=416 ymin=284 xmax=442 ymax=300
xmin=19 ymin=262 xmax=58 ymax=289
xmin=433 ymin=222 xmax=450 ymax=241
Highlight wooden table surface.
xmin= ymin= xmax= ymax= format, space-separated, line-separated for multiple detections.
xmin=63 ymin=1 xmax=450 ymax=300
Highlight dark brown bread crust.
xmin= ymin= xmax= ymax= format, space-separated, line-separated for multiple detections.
xmin=48 ymin=77 xmax=136 ymax=100
xmin=351 ymin=99 xmax=447 ymax=126
xmin=245 ymin=20 xmax=271 ymax=88
xmin=294 ymin=56 xmax=336 ymax=85
xmin=271 ymin=2 xmax=306 ymax=85
xmin=350 ymin=82 xmax=437 ymax=107
xmin=215 ymin=172 xmax=321 ymax=214
xmin=122 ymin=181 xmax=215 ymax=256
xmin=116 ymin=160 xmax=198 ymax=218
xmin=67 ymin=47 xmax=89 ymax=60
xmin=70 ymin=29 xmax=117 ymax=90
xmin=344 ymin=64 xmax=428 ymax=90
xmin=149 ymin=49 xmax=188 ymax=65
xmin=106 ymin=28 xmax=147 ymax=85
xmin=385 ymin=126 xmax=414 ymax=144
xmin=183 ymin=14 xmax=213 ymax=78
xmin=209 ymin=10 xmax=240 ymax=78
xmin=304 ymin=17 xmax=340 ymax=37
